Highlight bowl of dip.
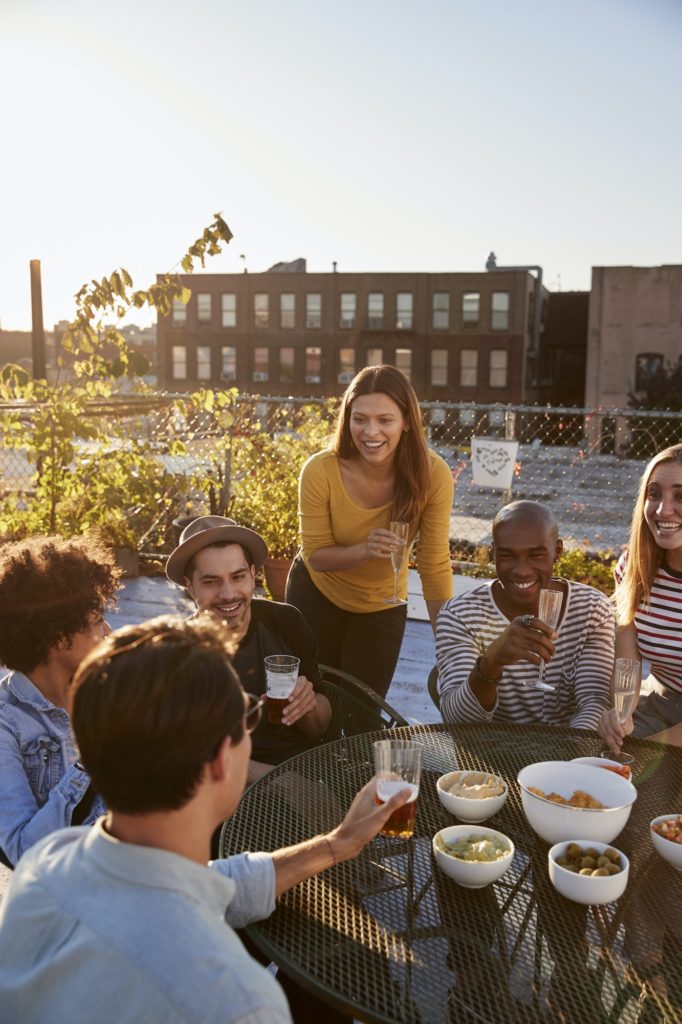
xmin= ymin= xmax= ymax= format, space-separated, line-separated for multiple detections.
xmin=433 ymin=825 xmax=514 ymax=888
xmin=436 ymin=770 xmax=508 ymax=822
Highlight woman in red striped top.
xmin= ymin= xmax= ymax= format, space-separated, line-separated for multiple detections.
xmin=599 ymin=444 xmax=682 ymax=751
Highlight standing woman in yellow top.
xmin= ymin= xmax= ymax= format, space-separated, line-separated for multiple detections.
xmin=285 ymin=365 xmax=454 ymax=699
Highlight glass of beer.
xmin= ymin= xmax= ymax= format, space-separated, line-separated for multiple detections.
xmin=264 ymin=655 xmax=300 ymax=724
xmin=373 ymin=739 xmax=423 ymax=838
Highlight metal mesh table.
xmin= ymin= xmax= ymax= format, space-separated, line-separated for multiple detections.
xmin=221 ymin=722 xmax=682 ymax=1023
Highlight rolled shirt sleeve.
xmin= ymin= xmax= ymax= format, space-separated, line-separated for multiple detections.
xmin=210 ymin=852 xmax=276 ymax=929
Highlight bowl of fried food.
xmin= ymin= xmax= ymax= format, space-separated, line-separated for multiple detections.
xmin=548 ymin=841 xmax=629 ymax=904
xmin=433 ymin=825 xmax=514 ymax=888
xmin=436 ymin=770 xmax=508 ymax=823
xmin=650 ymin=815 xmax=682 ymax=871
xmin=517 ymin=761 xmax=637 ymax=844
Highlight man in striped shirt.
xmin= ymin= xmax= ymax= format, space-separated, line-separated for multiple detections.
xmin=436 ymin=501 xmax=614 ymax=730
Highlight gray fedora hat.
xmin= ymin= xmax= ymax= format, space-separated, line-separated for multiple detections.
xmin=166 ymin=516 xmax=268 ymax=586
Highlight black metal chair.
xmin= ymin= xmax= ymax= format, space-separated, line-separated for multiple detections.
xmin=318 ymin=663 xmax=409 ymax=740
xmin=427 ymin=664 xmax=440 ymax=711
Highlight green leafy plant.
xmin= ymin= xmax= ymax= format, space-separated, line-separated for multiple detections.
xmin=0 ymin=215 xmax=233 ymax=556
xmin=228 ymin=402 xmax=336 ymax=559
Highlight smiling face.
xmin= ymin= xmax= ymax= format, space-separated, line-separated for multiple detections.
xmin=348 ymin=392 xmax=406 ymax=468
xmin=185 ymin=544 xmax=256 ymax=639
xmin=643 ymin=461 xmax=682 ymax=567
xmin=492 ymin=513 xmax=562 ymax=617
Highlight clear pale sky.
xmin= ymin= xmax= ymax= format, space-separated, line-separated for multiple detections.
xmin=1 ymin=0 xmax=680 ymax=330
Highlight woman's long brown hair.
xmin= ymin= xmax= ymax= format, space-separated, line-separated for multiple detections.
xmin=615 ymin=443 xmax=682 ymax=624
xmin=331 ymin=364 xmax=431 ymax=525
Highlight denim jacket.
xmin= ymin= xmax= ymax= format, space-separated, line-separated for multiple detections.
xmin=0 ymin=671 xmax=105 ymax=866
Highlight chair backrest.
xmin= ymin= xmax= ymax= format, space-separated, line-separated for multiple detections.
xmin=318 ymin=664 xmax=408 ymax=741
xmin=427 ymin=664 xmax=441 ymax=711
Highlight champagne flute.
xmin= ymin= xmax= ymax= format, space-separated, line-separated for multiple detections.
xmin=600 ymin=658 xmax=640 ymax=766
xmin=530 ymin=588 xmax=563 ymax=692
xmin=383 ymin=521 xmax=409 ymax=605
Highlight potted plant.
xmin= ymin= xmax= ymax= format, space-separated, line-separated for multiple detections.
xmin=228 ymin=402 xmax=334 ymax=600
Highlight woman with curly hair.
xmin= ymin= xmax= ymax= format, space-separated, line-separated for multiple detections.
xmin=286 ymin=364 xmax=454 ymax=699
xmin=599 ymin=443 xmax=682 ymax=752
xmin=0 ymin=536 xmax=120 ymax=866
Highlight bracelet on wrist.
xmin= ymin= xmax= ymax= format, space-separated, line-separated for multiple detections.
xmin=474 ymin=655 xmax=502 ymax=685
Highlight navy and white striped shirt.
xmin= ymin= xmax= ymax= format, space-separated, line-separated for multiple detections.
xmin=616 ymin=554 xmax=682 ymax=695
xmin=435 ymin=579 xmax=614 ymax=730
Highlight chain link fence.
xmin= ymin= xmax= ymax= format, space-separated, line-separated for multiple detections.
xmin=1 ymin=394 xmax=681 ymax=561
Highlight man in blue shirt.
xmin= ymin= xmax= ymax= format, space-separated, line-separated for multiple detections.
xmin=0 ymin=536 xmax=119 ymax=866
xmin=0 ymin=614 xmax=409 ymax=1024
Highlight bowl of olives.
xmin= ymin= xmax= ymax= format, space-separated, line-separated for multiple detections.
xmin=548 ymin=841 xmax=629 ymax=905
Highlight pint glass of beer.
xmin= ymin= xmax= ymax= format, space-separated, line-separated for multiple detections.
xmin=264 ymin=655 xmax=300 ymax=724
xmin=373 ymin=739 xmax=423 ymax=838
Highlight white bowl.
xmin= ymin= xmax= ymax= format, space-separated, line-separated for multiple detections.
xmin=571 ymin=756 xmax=632 ymax=782
xmin=650 ymin=815 xmax=682 ymax=871
xmin=548 ymin=840 xmax=629 ymax=904
xmin=436 ymin=770 xmax=508 ymax=822
xmin=433 ymin=825 xmax=514 ymax=888
xmin=517 ymin=761 xmax=637 ymax=844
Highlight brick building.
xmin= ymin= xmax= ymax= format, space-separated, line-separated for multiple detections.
xmin=586 ymin=265 xmax=682 ymax=410
xmin=156 ymin=262 xmax=541 ymax=404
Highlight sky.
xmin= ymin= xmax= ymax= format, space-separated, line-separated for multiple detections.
xmin=1 ymin=0 xmax=681 ymax=331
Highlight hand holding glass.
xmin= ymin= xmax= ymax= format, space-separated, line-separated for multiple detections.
xmin=531 ymin=589 xmax=562 ymax=692
xmin=384 ymin=521 xmax=409 ymax=606
xmin=373 ymin=739 xmax=422 ymax=838
xmin=264 ymin=655 xmax=300 ymax=724
xmin=600 ymin=658 xmax=640 ymax=766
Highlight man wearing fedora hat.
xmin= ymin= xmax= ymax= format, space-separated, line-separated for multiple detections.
xmin=167 ymin=516 xmax=331 ymax=782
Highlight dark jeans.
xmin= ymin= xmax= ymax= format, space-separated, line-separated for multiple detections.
xmin=285 ymin=556 xmax=407 ymax=700
xmin=633 ymin=680 xmax=682 ymax=737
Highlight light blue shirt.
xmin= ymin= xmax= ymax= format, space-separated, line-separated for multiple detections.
xmin=0 ymin=671 xmax=105 ymax=865
xmin=0 ymin=820 xmax=292 ymax=1024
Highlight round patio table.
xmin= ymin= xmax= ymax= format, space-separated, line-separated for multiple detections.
xmin=221 ymin=721 xmax=682 ymax=1023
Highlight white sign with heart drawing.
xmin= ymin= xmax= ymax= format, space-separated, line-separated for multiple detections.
xmin=471 ymin=437 xmax=519 ymax=490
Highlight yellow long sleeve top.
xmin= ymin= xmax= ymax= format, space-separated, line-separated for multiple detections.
xmin=298 ymin=449 xmax=454 ymax=614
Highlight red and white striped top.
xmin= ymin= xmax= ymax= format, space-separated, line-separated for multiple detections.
xmin=616 ymin=553 xmax=682 ymax=695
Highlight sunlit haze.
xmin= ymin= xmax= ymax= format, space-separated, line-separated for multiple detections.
xmin=1 ymin=0 xmax=680 ymax=330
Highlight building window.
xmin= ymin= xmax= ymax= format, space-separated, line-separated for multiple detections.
xmin=462 ymin=292 xmax=480 ymax=323
xmin=305 ymin=346 xmax=322 ymax=383
xmin=253 ymin=347 xmax=269 ymax=382
xmin=366 ymin=347 xmax=383 ymax=366
xmin=306 ymin=293 xmax=322 ymax=329
xmin=338 ymin=348 xmax=355 ymax=383
xmin=172 ymin=345 xmax=187 ymax=380
xmin=172 ymin=299 xmax=187 ymax=326
xmin=280 ymin=293 xmax=295 ymax=329
xmin=197 ymin=293 xmax=211 ymax=325
xmin=461 ymin=349 xmax=478 ymax=387
xmin=254 ymin=293 xmax=269 ymax=328
xmin=430 ymin=349 xmax=448 ymax=386
xmin=490 ymin=349 xmax=508 ymax=387
xmin=340 ymin=293 xmax=356 ymax=329
xmin=279 ymin=347 xmax=295 ymax=383
xmin=635 ymin=352 xmax=664 ymax=391
xmin=432 ymin=292 xmax=449 ymax=330
xmin=367 ymin=293 xmax=384 ymax=329
xmin=395 ymin=348 xmax=412 ymax=380
xmin=197 ymin=345 xmax=211 ymax=380
xmin=221 ymin=293 xmax=236 ymax=328
xmin=221 ymin=346 xmax=237 ymax=381
xmin=491 ymin=292 xmax=510 ymax=331
xmin=396 ymin=292 xmax=413 ymax=330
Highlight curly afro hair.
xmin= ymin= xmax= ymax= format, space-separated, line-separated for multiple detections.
xmin=0 ymin=536 xmax=121 ymax=674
